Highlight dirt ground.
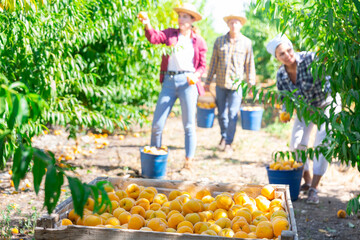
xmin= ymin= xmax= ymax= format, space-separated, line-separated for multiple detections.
xmin=0 ymin=110 xmax=360 ymax=240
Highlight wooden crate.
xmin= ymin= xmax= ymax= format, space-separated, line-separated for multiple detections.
xmin=35 ymin=177 xmax=298 ymax=240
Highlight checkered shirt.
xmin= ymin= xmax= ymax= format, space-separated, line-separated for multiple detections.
xmin=277 ymin=52 xmax=331 ymax=108
xmin=206 ymin=33 xmax=256 ymax=90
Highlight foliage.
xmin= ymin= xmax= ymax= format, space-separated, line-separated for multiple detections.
xmin=241 ymin=4 xmax=279 ymax=81
xmin=0 ymin=205 xmax=16 ymax=238
xmin=0 ymin=0 xmax=161 ymax=138
xmin=0 ymin=204 xmax=39 ymax=237
xmin=20 ymin=206 xmax=40 ymax=235
xmin=248 ymin=0 xmax=360 ymax=214
xmin=0 ymin=76 xmax=112 ymax=215
xmin=347 ymin=195 xmax=360 ymax=215
xmin=264 ymin=119 xmax=292 ymax=140
xmin=0 ymin=0 xmax=217 ymax=216
xmin=193 ymin=0 xmax=220 ymax=64
xmin=242 ymin=2 xmax=317 ymax=82
xmin=0 ymin=0 xmax=166 ymax=214
xmin=0 ymin=77 xmax=47 ymax=169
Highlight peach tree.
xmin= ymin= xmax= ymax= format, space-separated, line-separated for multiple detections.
xmin=0 ymin=0 xmax=165 ymax=215
xmin=246 ymin=0 xmax=360 ymax=214
xmin=1 ymin=0 xmax=217 ymax=216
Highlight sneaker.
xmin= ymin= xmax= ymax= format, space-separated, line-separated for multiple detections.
xmin=224 ymin=144 xmax=233 ymax=155
xmin=218 ymin=137 xmax=226 ymax=151
xmin=306 ymin=188 xmax=319 ymax=204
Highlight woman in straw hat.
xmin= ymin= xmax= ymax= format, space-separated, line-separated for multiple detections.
xmin=266 ymin=34 xmax=341 ymax=204
xmin=205 ymin=13 xmax=256 ymax=154
xmin=137 ymin=3 xmax=207 ymax=168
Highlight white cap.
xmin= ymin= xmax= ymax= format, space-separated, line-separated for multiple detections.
xmin=266 ymin=34 xmax=293 ymax=57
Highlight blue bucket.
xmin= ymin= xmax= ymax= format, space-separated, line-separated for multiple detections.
xmin=140 ymin=148 xmax=168 ymax=179
xmin=240 ymin=108 xmax=264 ymax=131
xmin=266 ymin=166 xmax=304 ymax=201
xmin=197 ymin=107 xmax=215 ymax=128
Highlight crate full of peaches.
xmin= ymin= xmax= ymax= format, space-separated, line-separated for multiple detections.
xmin=59 ymin=181 xmax=293 ymax=239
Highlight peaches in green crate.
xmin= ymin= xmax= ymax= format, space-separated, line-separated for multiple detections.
xmin=143 ymin=146 xmax=168 ymax=155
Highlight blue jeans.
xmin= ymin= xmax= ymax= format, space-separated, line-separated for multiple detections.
xmin=216 ymin=86 xmax=242 ymax=145
xmin=151 ymin=73 xmax=198 ymax=158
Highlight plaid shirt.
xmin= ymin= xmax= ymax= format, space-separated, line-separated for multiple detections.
xmin=206 ymin=33 xmax=256 ymax=90
xmin=277 ymin=52 xmax=331 ymax=108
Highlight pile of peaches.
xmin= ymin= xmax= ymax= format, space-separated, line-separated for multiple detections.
xmin=60 ymin=183 xmax=290 ymax=239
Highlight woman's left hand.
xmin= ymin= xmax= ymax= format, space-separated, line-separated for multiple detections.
xmin=187 ymin=73 xmax=199 ymax=85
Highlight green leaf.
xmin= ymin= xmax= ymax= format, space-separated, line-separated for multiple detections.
xmin=308 ymin=148 xmax=314 ymax=160
xmin=347 ymin=195 xmax=360 ymax=215
xmin=32 ymin=149 xmax=48 ymax=194
xmin=12 ymin=146 xmax=33 ymax=190
xmin=353 ymin=0 xmax=360 ymax=13
xmin=18 ymin=97 xmax=30 ymax=125
xmin=0 ymin=96 xmax=6 ymax=115
xmin=7 ymin=94 xmax=20 ymax=129
xmin=271 ymin=93 xmax=276 ymax=106
xmin=258 ymin=90 xmax=264 ymax=104
xmin=68 ymin=177 xmax=90 ymax=217
xmin=8 ymin=82 xmax=29 ymax=93
xmin=44 ymin=165 xmax=64 ymax=214
xmin=93 ymin=181 xmax=111 ymax=214
xmin=328 ymin=8 xmax=334 ymax=30
xmin=0 ymin=131 xmax=10 ymax=169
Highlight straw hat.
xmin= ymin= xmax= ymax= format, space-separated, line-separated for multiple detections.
xmin=174 ymin=3 xmax=202 ymax=22
xmin=223 ymin=14 xmax=247 ymax=26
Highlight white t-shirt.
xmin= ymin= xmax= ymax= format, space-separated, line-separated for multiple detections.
xmin=167 ymin=34 xmax=195 ymax=72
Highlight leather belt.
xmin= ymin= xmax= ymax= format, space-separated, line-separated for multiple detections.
xmin=161 ymin=71 xmax=192 ymax=75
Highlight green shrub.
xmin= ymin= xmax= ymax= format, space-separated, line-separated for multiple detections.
xmin=255 ymin=0 xmax=360 ymax=214
xmin=0 ymin=0 xmax=164 ymax=214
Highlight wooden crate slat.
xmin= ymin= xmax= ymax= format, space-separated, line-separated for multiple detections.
xmin=35 ymin=226 xmax=244 ymax=240
xmin=284 ymin=186 xmax=298 ymax=237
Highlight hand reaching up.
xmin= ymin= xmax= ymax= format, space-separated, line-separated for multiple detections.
xmin=137 ymin=11 xmax=150 ymax=25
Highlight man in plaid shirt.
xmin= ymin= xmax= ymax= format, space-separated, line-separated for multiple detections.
xmin=267 ymin=34 xmax=341 ymax=204
xmin=205 ymin=14 xmax=256 ymax=153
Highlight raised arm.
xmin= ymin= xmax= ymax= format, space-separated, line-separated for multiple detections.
xmin=137 ymin=11 xmax=167 ymax=44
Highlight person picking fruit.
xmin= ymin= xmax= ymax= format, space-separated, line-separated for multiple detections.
xmin=204 ymin=13 xmax=256 ymax=154
xmin=137 ymin=3 xmax=207 ymax=168
xmin=266 ymin=34 xmax=341 ymax=204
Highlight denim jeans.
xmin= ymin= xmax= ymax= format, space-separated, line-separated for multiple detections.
xmin=151 ymin=73 xmax=198 ymax=158
xmin=216 ymin=86 xmax=242 ymax=145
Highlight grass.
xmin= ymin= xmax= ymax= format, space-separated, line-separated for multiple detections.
xmin=0 ymin=204 xmax=40 ymax=239
xmin=264 ymin=120 xmax=292 ymax=140
xmin=0 ymin=205 xmax=13 ymax=238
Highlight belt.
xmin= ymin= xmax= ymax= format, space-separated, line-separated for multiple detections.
xmin=161 ymin=71 xmax=192 ymax=75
